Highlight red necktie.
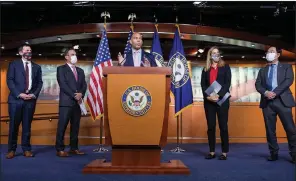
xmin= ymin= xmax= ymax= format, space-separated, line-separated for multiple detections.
xmin=25 ymin=62 xmax=29 ymax=90
xmin=72 ymin=66 xmax=78 ymax=81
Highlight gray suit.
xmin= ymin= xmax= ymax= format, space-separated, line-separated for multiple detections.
xmin=255 ymin=62 xmax=296 ymax=155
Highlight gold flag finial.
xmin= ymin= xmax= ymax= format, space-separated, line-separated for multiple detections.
xmin=100 ymin=11 xmax=110 ymax=29
xmin=128 ymin=13 xmax=136 ymax=32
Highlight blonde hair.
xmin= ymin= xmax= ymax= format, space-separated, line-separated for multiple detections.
xmin=205 ymin=46 xmax=225 ymax=71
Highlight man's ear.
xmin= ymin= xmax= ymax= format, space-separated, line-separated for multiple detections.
xmin=19 ymin=51 xmax=23 ymax=56
xmin=276 ymin=53 xmax=280 ymax=59
xmin=129 ymin=40 xmax=132 ymax=44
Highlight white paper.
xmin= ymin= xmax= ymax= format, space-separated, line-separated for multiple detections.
xmin=205 ymin=81 xmax=230 ymax=106
xmin=79 ymin=99 xmax=88 ymax=115
xmin=205 ymin=81 xmax=222 ymax=96
xmin=217 ymin=92 xmax=231 ymax=106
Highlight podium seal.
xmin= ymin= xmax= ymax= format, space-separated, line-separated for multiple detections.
xmin=121 ymin=86 xmax=152 ymax=117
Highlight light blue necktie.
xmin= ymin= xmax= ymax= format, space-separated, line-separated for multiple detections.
xmin=267 ymin=64 xmax=275 ymax=91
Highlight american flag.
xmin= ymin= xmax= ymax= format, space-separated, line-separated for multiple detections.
xmin=86 ymin=29 xmax=112 ymax=120
xmin=123 ymin=28 xmax=133 ymax=57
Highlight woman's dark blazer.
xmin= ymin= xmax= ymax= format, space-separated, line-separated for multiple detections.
xmin=201 ymin=64 xmax=232 ymax=105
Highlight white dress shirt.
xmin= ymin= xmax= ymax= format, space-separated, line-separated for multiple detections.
xmin=132 ymin=48 xmax=142 ymax=67
xmin=22 ymin=58 xmax=32 ymax=91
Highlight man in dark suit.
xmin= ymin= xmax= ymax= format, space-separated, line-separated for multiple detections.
xmin=255 ymin=46 xmax=296 ymax=163
xmin=6 ymin=44 xmax=43 ymax=159
xmin=117 ymin=32 xmax=158 ymax=67
xmin=55 ymin=48 xmax=87 ymax=157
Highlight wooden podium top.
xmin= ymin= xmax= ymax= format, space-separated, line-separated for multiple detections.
xmin=103 ymin=67 xmax=172 ymax=76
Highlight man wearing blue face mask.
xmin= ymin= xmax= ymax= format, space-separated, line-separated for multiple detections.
xmin=6 ymin=44 xmax=43 ymax=159
xmin=55 ymin=48 xmax=87 ymax=157
xmin=255 ymin=46 xmax=296 ymax=163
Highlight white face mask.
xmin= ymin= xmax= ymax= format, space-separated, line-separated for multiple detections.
xmin=70 ymin=55 xmax=77 ymax=64
xmin=211 ymin=55 xmax=220 ymax=62
xmin=266 ymin=53 xmax=276 ymax=62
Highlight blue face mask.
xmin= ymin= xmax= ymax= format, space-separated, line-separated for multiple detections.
xmin=211 ymin=55 xmax=220 ymax=62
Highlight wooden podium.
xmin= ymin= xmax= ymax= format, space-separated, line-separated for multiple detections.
xmin=83 ymin=67 xmax=190 ymax=175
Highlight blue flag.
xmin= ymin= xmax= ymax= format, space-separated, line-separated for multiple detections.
xmin=124 ymin=27 xmax=133 ymax=57
xmin=151 ymin=25 xmax=165 ymax=67
xmin=168 ymin=26 xmax=193 ymax=116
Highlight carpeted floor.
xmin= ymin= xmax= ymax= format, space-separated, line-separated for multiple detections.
xmin=1 ymin=143 xmax=295 ymax=181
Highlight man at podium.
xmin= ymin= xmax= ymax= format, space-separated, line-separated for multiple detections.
xmin=117 ymin=32 xmax=158 ymax=67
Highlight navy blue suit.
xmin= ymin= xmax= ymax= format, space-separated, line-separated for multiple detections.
xmin=6 ymin=60 xmax=43 ymax=152
xmin=55 ymin=64 xmax=87 ymax=151
xmin=122 ymin=49 xmax=158 ymax=67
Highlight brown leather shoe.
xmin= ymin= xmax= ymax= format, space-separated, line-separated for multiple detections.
xmin=23 ymin=151 xmax=34 ymax=157
xmin=56 ymin=151 xmax=69 ymax=157
xmin=68 ymin=150 xmax=85 ymax=155
xmin=6 ymin=151 xmax=15 ymax=159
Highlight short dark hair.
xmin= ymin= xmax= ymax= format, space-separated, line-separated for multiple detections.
xmin=64 ymin=48 xmax=75 ymax=56
xmin=269 ymin=46 xmax=282 ymax=54
xmin=18 ymin=44 xmax=31 ymax=52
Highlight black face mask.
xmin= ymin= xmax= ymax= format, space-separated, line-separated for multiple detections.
xmin=23 ymin=52 xmax=32 ymax=60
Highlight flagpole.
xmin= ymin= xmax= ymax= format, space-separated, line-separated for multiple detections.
xmin=179 ymin=113 xmax=185 ymax=151
xmin=170 ymin=16 xmax=186 ymax=153
xmin=93 ymin=116 xmax=108 ymax=152
xmin=154 ymin=14 xmax=164 ymax=153
xmin=170 ymin=114 xmax=185 ymax=153
xmin=93 ymin=11 xmax=110 ymax=153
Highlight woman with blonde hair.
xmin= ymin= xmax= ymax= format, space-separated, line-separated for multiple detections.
xmin=201 ymin=46 xmax=232 ymax=160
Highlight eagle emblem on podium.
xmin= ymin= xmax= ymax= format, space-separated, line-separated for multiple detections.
xmin=129 ymin=92 xmax=144 ymax=107
xmin=122 ymin=86 xmax=152 ymax=117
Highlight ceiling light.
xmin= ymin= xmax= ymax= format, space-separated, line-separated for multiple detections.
xmin=197 ymin=55 xmax=201 ymax=58
xmin=241 ymin=56 xmax=245 ymax=59
xmin=221 ymin=55 xmax=224 ymax=58
xmin=251 ymin=44 xmax=255 ymax=47
xmin=73 ymin=1 xmax=89 ymax=5
xmin=60 ymin=53 xmax=64 ymax=56
xmin=193 ymin=2 xmax=201 ymax=5
xmin=25 ymin=41 xmax=29 ymax=44
xmin=73 ymin=45 xmax=79 ymax=50
xmin=219 ymin=39 xmax=223 ymax=42
xmin=1 ymin=45 xmax=4 ymax=49
xmin=16 ymin=53 xmax=19 ymax=56
xmin=57 ymin=37 xmax=62 ymax=41
xmin=39 ymin=54 xmax=42 ymax=56
xmin=198 ymin=49 xmax=204 ymax=53
xmin=192 ymin=51 xmax=198 ymax=55
xmin=262 ymin=56 xmax=265 ymax=59
xmin=83 ymin=53 xmax=86 ymax=56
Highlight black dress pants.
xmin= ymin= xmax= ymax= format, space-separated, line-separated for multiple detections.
xmin=204 ymin=101 xmax=230 ymax=153
xmin=55 ymin=104 xmax=81 ymax=151
xmin=262 ymin=98 xmax=296 ymax=155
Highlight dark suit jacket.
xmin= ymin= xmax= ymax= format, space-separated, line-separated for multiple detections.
xmin=255 ymin=62 xmax=295 ymax=108
xmin=57 ymin=64 xmax=87 ymax=107
xmin=201 ymin=64 xmax=232 ymax=105
xmin=6 ymin=60 xmax=43 ymax=104
xmin=122 ymin=49 xmax=157 ymax=67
